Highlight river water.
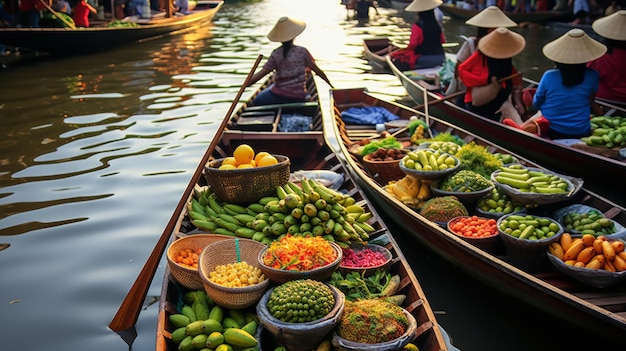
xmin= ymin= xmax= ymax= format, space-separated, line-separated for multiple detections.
xmin=0 ymin=1 xmax=612 ymax=351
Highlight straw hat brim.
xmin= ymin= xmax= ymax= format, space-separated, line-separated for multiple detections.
xmin=542 ymin=28 xmax=607 ymax=64
xmin=465 ymin=6 xmax=517 ymax=28
xmin=592 ymin=10 xmax=626 ymax=41
xmin=478 ymin=27 xmax=526 ymax=59
xmin=405 ymin=0 xmax=443 ymax=12
xmin=267 ymin=17 xmax=306 ymax=42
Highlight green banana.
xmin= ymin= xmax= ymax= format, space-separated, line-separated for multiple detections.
xmin=224 ymin=203 xmax=247 ymax=214
xmin=354 ymin=221 xmax=375 ymax=232
xmin=234 ymin=214 xmax=255 ymax=226
xmin=247 ymin=203 xmax=266 ymax=214
xmin=259 ymin=196 xmax=279 ymax=205
xmin=235 ymin=227 xmax=256 ymax=239
xmin=213 ymin=228 xmax=236 ymax=236
xmin=191 ymin=219 xmax=218 ymax=231
xmin=208 ymin=194 xmax=226 ymax=214
xmin=191 ymin=198 xmax=206 ymax=214
xmin=214 ymin=217 xmax=242 ymax=233
xmin=276 ymin=185 xmax=288 ymax=200
xmin=188 ymin=210 xmax=210 ymax=221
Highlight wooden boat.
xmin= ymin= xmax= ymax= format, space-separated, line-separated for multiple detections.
xmin=0 ymin=1 xmax=223 ymax=56
xmin=363 ymin=37 xmax=401 ymax=72
xmin=154 ymin=77 xmax=450 ymax=351
xmin=328 ymin=86 xmax=626 ymax=346
xmin=438 ymin=4 xmax=570 ymax=23
xmin=386 ymin=54 xmax=626 ymax=203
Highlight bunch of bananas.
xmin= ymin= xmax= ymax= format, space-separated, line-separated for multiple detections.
xmin=384 ymin=176 xmax=430 ymax=208
xmin=188 ymin=179 xmax=374 ymax=246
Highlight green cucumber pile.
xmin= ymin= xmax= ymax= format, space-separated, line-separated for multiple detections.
xmin=580 ymin=115 xmax=626 ymax=148
xmin=493 ymin=165 xmax=570 ymax=194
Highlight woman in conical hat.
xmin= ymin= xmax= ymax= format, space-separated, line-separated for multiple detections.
xmin=389 ymin=0 xmax=446 ymax=70
xmin=519 ymin=29 xmax=606 ymax=139
xmin=446 ymin=6 xmax=517 ymax=103
xmin=587 ymin=10 xmax=626 ymax=104
xmin=247 ymin=16 xmax=333 ymax=106
xmin=457 ymin=27 xmax=526 ymax=122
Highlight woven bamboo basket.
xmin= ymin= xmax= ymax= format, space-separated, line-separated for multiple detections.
xmin=362 ymin=154 xmax=405 ymax=184
xmin=198 ymin=237 xmax=270 ymax=309
xmin=204 ymin=155 xmax=290 ymax=204
xmin=166 ymin=234 xmax=233 ymax=290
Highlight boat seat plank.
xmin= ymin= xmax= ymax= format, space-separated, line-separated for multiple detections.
xmin=242 ymin=101 xmax=318 ymax=112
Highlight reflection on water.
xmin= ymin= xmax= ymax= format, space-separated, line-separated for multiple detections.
xmin=0 ymin=1 xmax=612 ymax=351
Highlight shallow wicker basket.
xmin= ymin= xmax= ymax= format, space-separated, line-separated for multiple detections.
xmin=204 ymin=154 xmax=290 ymax=204
xmin=166 ymin=234 xmax=233 ymax=290
xmin=362 ymin=154 xmax=406 ymax=184
xmin=198 ymin=237 xmax=270 ymax=309
xmin=258 ymin=241 xmax=343 ymax=284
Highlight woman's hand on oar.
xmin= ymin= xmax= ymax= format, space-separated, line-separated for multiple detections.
xmin=107 ymin=55 xmax=264 ymax=338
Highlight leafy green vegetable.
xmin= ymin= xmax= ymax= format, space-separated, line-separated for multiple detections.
xmin=361 ymin=137 xmax=402 ymax=155
xmin=454 ymin=142 xmax=503 ymax=178
xmin=328 ymin=269 xmax=392 ymax=301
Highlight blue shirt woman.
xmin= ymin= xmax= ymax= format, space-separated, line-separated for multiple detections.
xmin=533 ymin=68 xmax=599 ymax=138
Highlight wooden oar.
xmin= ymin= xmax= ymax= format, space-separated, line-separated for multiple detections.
xmin=412 ymin=71 xmax=522 ymax=111
xmin=108 ymin=54 xmax=264 ymax=338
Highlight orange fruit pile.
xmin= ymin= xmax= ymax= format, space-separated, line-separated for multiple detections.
xmin=218 ymin=144 xmax=278 ymax=170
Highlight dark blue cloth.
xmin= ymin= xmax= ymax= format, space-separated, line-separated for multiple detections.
xmin=340 ymin=107 xmax=400 ymax=125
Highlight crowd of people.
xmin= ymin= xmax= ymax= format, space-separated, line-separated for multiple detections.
xmin=371 ymin=0 xmax=625 ymax=140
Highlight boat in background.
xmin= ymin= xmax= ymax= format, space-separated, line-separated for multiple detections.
xmin=439 ymin=4 xmax=570 ymax=23
xmin=328 ymin=86 xmax=626 ymax=346
xmin=363 ymin=37 xmax=401 ymax=72
xmin=155 ymin=76 xmax=451 ymax=351
xmin=386 ymin=54 xmax=626 ymax=203
xmin=0 ymin=1 xmax=223 ymax=55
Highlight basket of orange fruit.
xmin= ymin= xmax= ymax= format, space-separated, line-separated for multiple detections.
xmin=204 ymin=144 xmax=290 ymax=204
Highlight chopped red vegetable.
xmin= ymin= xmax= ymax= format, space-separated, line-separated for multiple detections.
xmin=341 ymin=247 xmax=387 ymax=268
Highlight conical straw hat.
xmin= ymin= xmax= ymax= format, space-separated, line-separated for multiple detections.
xmin=465 ymin=6 xmax=517 ymax=28
xmin=592 ymin=10 xmax=626 ymax=41
xmin=542 ymin=28 xmax=607 ymax=64
xmin=267 ymin=17 xmax=306 ymax=42
xmin=478 ymin=27 xmax=526 ymax=59
xmin=405 ymin=0 xmax=442 ymax=12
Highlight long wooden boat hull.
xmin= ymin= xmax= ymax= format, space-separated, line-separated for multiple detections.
xmin=0 ymin=1 xmax=223 ymax=55
xmin=328 ymin=87 xmax=626 ymax=345
xmin=155 ymin=79 xmax=449 ymax=351
xmin=386 ymin=55 xmax=626 ymax=202
xmin=439 ymin=4 xmax=570 ymax=23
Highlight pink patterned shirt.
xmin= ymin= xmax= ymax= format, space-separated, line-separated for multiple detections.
xmin=264 ymin=45 xmax=315 ymax=100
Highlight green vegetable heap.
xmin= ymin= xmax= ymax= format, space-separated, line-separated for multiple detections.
xmin=419 ymin=196 xmax=468 ymax=223
xmin=454 ymin=142 xmax=503 ymax=178
xmin=267 ymin=279 xmax=335 ymax=323
xmin=336 ymin=299 xmax=408 ymax=344
xmin=361 ymin=137 xmax=402 ymax=156
xmin=439 ymin=170 xmax=493 ymax=192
